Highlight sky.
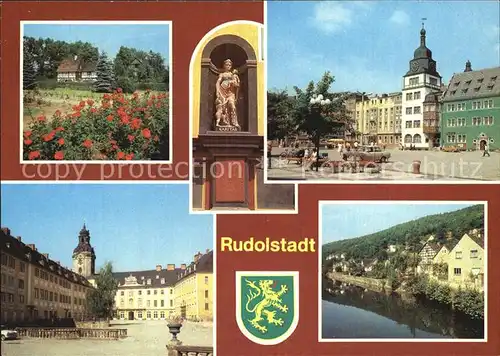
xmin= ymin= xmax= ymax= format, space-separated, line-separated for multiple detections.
xmin=267 ymin=1 xmax=500 ymax=94
xmin=321 ymin=203 xmax=477 ymax=244
xmin=23 ymin=23 xmax=170 ymax=60
xmin=0 ymin=184 xmax=212 ymax=272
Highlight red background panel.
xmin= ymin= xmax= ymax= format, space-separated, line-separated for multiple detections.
xmin=0 ymin=1 xmax=264 ymax=180
xmin=217 ymin=184 xmax=500 ymax=355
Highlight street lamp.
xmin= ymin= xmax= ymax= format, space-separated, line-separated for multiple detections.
xmin=309 ymin=94 xmax=331 ymax=172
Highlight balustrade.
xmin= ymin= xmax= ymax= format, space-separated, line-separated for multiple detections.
xmin=15 ymin=327 xmax=128 ymax=340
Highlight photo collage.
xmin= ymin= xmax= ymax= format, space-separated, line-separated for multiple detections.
xmin=1 ymin=1 xmax=499 ymax=356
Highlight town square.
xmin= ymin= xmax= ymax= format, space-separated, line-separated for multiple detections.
xmin=266 ymin=1 xmax=500 ymax=181
xmin=0 ymin=184 xmax=213 ymax=355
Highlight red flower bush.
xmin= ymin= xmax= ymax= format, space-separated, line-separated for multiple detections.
xmin=23 ymin=90 xmax=169 ymax=161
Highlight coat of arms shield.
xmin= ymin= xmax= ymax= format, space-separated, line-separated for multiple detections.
xmin=235 ymin=271 xmax=299 ymax=345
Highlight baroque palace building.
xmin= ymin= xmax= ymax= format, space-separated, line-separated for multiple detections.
xmin=1 ymin=224 xmax=214 ymax=324
xmin=440 ymin=61 xmax=500 ymax=150
xmin=1 ymin=227 xmax=93 ymax=324
xmin=77 ymin=227 xmax=214 ymax=322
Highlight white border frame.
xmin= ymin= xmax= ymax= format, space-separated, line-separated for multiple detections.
xmin=1 ymin=180 xmax=216 ymax=353
xmin=317 ymin=200 xmax=488 ymax=343
xmin=262 ymin=2 xmax=498 ymax=186
xmin=187 ymin=13 xmax=298 ymax=215
xmin=20 ymin=20 xmax=173 ymax=165
xmin=235 ymin=270 xmax=299 ymax=345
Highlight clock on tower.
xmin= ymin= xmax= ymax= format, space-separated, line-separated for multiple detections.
xmin=411 ymin=62 xmax=419 ymax=72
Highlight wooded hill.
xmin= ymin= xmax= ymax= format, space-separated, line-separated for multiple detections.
xmin=322 ymin=204 xmax=484 ymax=260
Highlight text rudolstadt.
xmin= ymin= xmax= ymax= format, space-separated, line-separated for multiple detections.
xmin=219 ymin=237 xmax=316 ymax=253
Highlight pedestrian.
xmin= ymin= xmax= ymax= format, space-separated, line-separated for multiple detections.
xmin=306 ymin=148 xmax=318 ymax=171
xmin=353 ymin=141 xmax=358 ymax=150
xmin=482 ymin=143 xmax=491 ymax=157
xmin=267 ymin=140 xmax=273 ymax=168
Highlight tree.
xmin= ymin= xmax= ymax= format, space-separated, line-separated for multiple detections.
xmin=86 ymin=262 xmax=118 ymax=319
xmin=267 ymin=90 xmax=295 ymax=141
xmin=94 ymin=52 xmax=114 ymax=93
xmin=23 ymin=52 xmax=37 ymax=90
xmin=291 ymin=72 xmax=352 ymax=170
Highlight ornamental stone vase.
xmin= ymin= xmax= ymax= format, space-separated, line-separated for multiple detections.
xmin=167 ymin=323 xmax=182 ymax=342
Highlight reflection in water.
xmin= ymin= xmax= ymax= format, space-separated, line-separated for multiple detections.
xmin=322 ymin=278 xmax=484 ymax=339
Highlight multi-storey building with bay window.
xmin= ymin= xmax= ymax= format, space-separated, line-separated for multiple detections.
xmin=355 ymin=92 xmax=402 ymax=147
xmin=441 ymin=62 xmax=500 ymax=151
xmin=401 ymin=24 xmax=443 ymax=149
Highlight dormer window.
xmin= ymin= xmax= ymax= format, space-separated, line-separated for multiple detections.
xmin=454 ymin=81 xmax=460 ymax=86
xmin=161 ymin=278 xmax=165 ymax=284
xmin=450 ymin=90 xmax=456 ymax=95
xmin=474 ymin=87 xmax=481 ymax=92
xmin=147 ymin=279 xmax=151 ymax=285
xmin=477 ymin=78 xmax=484 ymax=83
xmin=39 ymin=260 xmax=44 ymax=266
xmin=141 ymin=276 xmax=145 ymax=280
xmin=487 ymin=85 xmax=494 ymax=91
xmin=465 ymin=80 xmax=472 ymax=85
xmin=156 ymin=275 xmax=159 ymax=279
xmin=6 ymin=242 xmax=11 ymax=248
xmin=491 ymin=76 xmax=497 ymax=82
xmin=461 ymin=88 xmax=468 ymax=95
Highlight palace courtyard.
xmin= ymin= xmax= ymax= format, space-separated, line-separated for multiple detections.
xmin=1 ymin=320 xmax=213 ymax=356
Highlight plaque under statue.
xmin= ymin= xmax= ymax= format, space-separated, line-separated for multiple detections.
xmin=214 ymin=59 xmax=241 ymax=132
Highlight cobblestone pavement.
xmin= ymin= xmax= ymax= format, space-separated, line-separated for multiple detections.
xmin=269 ymin=148 xmax=500 ymax=181
xmin=1 ymin=320 xmax=213 ymax=356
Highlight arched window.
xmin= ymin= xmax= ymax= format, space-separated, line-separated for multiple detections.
xmin=413 ymin=134 xmax=422 ymax=143
xmin=404 ymin=134 xmax=412 ymax=143
xmin=78 ymin=267 xmax=82 ymax=274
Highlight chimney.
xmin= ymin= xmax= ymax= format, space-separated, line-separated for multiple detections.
xmin=194 ymin=252 xmax=201 ymax=263
xmin=156 ymin=264 xmax=162 ymax=272
xmin=16 ymin=236 xmax=22 ymax=242
xmin=166 ymin=264 xmax=175 ymax=271
xmin=180 ymin=264 xmax=186 ymax=270
xmin=1 ymin=227 xmax=11 ymax=235
xmin=464 ymin=60 xmax=472 ymax=72
xmin=42 ymin=253 xmax=49 ymax=259
xmin=27 ymin=244 xmax=36 ymax=251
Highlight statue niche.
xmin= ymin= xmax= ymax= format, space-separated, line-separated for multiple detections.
xmin=199 ymin=35 xmax=258 ymax=135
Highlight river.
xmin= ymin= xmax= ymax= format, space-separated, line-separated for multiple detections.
xmin=321 ymin=278 xmax=484 ymax=339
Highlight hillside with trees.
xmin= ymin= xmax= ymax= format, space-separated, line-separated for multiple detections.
xmin=322 ymin=204 xmax=484 ymax=260
xmin=23 ymin=37 xmax=169 ymax=93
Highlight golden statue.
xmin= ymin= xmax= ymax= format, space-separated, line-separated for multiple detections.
xmin=215 ymin=59 xmax=240 ymax=129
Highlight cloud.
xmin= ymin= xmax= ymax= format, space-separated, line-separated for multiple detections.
xmin=309 ymin=2 xmax=353 ymax=34
xmin=270 ymin=38 xmax=402 ymax=95
xmin=389 ymin=10 xmax=410 ymax=25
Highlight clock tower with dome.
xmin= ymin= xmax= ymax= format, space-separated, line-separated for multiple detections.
xmin=401 ymin=23 xmax=442 ymax=149
xmin=72 ymin=224 xmax=96 ymax=278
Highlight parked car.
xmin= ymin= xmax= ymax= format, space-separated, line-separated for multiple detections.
xmin=342 ymin=146 xmax=391 ymax=163
xmin=1 ymin=325 xmax=18 ymax=341
xmin=320 ymin=140 xmax=335 ymax=149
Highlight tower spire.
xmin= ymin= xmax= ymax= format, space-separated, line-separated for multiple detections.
xmin=420 ymin=18 xmax=427 ymax=47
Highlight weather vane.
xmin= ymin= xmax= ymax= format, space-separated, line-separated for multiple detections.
xmin=421 ymin=17 xmax=427 ymax=29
